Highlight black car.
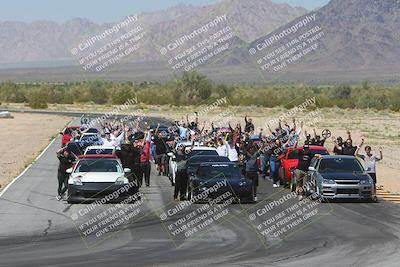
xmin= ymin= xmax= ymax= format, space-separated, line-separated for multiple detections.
xmin=186 ymin=155 xmax=230 ymax=176
xmin=66 ymin=135 xmax=102 ymax=156
xmin=84 ymin=128 xmax=99 ymax=134
xmin=188 ymin=162 xmax=254 ymax=203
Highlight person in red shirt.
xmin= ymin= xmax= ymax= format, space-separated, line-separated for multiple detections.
xmin=139 ymin=126 xmax=152 ymax=187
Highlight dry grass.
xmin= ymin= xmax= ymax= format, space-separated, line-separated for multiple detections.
xmin=0 ymin=113 xmax=71 ymax=188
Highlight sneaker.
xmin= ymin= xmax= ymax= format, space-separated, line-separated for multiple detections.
xmin=56 ymin=195 xmax=62 ymax=201
xmin=254 ymin=196 xmax=258 ymax=202
xmin=273 ymin=184 xmax=279 ymax=188
xmin=298 ymin=195 xmax=304 ymax=201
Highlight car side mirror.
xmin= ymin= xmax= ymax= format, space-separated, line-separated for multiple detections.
xmin=308 ymin=166 xmax=316 ymax=171
xmin=124 ymin=168 xmax=131 ymax=174
xmin=66 ymin=168 xmax=73 ymax=174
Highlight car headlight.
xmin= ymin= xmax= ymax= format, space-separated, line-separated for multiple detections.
xmin=360 ymin=178 xmax=373 ymax=185
xmin=239 ymin=180 xmax=247 ymax=186
xmin=322 ymin=178 xmax=335 ymax=184
xmin=73 ymin=176 xmax=83 ymax=186
xmin=115 ymin=177 xmax=127 ymax=185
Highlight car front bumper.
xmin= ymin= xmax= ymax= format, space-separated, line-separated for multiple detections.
xmin=68 ymin=182 xmax=138 ymax=203
xmin=193 ymin=186 xmax=253 ymax=203
xmin=320 ymin=182 xmax=373 ymax=200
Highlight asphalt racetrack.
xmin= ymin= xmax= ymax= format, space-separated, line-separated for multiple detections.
xmin=0 ymin=118 xmax=400 ymax=267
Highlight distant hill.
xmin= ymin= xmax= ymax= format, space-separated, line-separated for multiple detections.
xmin=0 ymin=0 xmax=306 ymax=66
xmin=244 ymin=0 xmax=400 ymax=81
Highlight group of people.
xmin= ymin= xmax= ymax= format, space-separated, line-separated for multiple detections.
xmin=56 ymin=113 xmax=383 ymax=202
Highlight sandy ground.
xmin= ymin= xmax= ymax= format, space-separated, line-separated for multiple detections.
xmin=0 ymin=113 xmax=71 ymax=188
xmin=2 ymin=103 xmax=399 ymax=194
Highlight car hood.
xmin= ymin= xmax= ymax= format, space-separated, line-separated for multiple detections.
xmin=320 ymin=172 xmax=370 ymax=180
xmin=70 ymin=172 xmax=124 ymax=183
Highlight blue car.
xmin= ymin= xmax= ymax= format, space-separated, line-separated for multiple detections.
xmin=188 ymin=162 xmax=254 ymax=203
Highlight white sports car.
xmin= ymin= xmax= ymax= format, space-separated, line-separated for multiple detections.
xmin=67 ymin=155 xmax=137 ymax=203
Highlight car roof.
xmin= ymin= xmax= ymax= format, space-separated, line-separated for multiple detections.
xmin=295 ymin=145 xmax=328 ymax=151
xmin=318 ymin=155 xmax=356 ymax=159
xmin=176 ymin=141 xmax=200 ymax=146
xmin=191 ymin=146 xmax=217 ymax=151
xmin=81 ymin=132 xmax=98 ymax=136
xmin=85 ymin=146 xmax=114 ymax=150
xmin=78 ymin=155 xmax=118 ymax=159
xmin=199 ymin=162 xmax=236 ymax=166
xmin=189 ymin=155 xmax=227 ymax=158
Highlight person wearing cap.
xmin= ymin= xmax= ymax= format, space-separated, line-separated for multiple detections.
xmin=294 ymin=145 xmax=312 ymax=201
xmin=56 ymin=147 xmax=77 ymax=201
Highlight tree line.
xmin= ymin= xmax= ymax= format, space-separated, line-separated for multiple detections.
xmin=0 ymin=71 xmax=399 ymax=111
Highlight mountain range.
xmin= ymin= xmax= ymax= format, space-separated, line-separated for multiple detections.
xmin=0 ymin=0 xmax=306 ymax=66
xmin=0 ymin=0 xmax=399 ymax=84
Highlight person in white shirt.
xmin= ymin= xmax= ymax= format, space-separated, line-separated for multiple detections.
xmin=227 ymin=141 xmax=239 ymax=162
xmin=356 ymin=139 xmax=383 ymax=199
xmin=216 ymin=138 xmax=229 ymax=157
xmin=101 ymin=127 xmax=126 ymax=147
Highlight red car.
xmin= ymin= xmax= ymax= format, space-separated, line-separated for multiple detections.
xmin=279 ymin=145 xmax=329 ymax=190
xmin=60 ymin=126 xmax=80 ymax=147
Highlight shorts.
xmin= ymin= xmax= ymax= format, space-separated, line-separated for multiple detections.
xmin=294 ymin=169 xmax=307 ymax=187
xmin=155 ymin=154 xmax=166 ymax=165
xmin=368 ymin=173 xmax=377 ymax=184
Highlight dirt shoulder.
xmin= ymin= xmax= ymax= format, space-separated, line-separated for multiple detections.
xmin=0 ymin=113 xmax=71 ymax=189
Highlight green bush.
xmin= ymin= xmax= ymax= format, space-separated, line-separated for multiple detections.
xmin=28 ymin=89 xmax=48 ymax=109
xmin=0 ymin=72 xmax=399 ymax=111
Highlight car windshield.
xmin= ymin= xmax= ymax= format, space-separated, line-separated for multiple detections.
xmin=197 ymin=164 xmax=242 ymax=179
xmin=85 ymin=148 xmax=113 ymax=155
xmin=319 ymin=158 xmax=364 ymax=173
xmin=75 ymin=159 xmax=121 ymax=173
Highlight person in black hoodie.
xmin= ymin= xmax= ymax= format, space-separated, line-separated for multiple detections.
xmin=56 ymin=147 xmax=77 ymax=201
xmin=115 ymin=142 xmax=140 ymax=194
